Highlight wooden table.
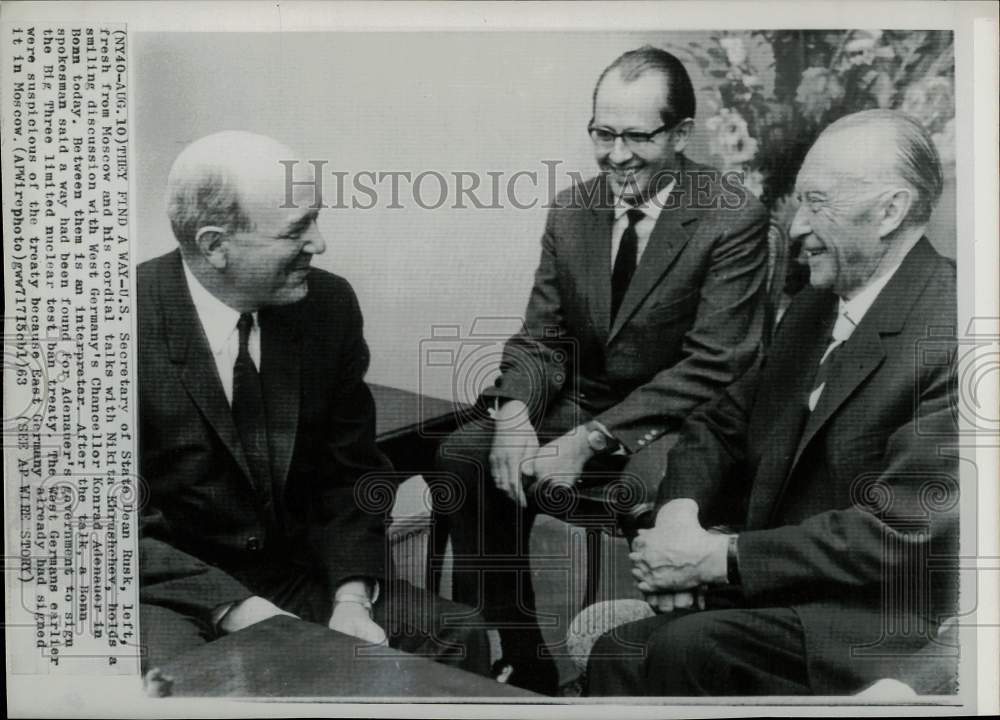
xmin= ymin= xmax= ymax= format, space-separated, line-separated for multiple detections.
xmin=160 ymin=615 xmax=537 ymax=698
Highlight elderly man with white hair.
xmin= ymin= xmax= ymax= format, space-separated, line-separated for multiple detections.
xmin=137 ymin=131 xmax=490 ymax=679
xmin=586 ymin=109 xmax=959 ymax=696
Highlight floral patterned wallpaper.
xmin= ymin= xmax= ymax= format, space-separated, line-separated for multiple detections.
xmin=688 ymin=30 xmax=954 ymax=202
xmin=674 ymin=30 xmax=955 ymax=295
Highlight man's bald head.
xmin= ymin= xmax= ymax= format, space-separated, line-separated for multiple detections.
xmin=166 ymin=131 xmax=298 ymax=252
xmin=165 ymin=131 xmax=326 ymax=312
xmin=807 ymin=109 xmax=944 ymax=226
xmin=790 ymin=110 xmax=944 ymax=299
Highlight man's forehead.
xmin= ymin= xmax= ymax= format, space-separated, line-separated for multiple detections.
xmin=594 ymin=71 xmax=668 ymax=117
xmin=241 ymin=164 xmax=319 ymax=211
xmin=794 ymin=157 xmax=839 ymax=194
xmin=252 ymin=195 xmax=320 ymax=225
xmin=796 ymin=136 xmax=869 ymax=193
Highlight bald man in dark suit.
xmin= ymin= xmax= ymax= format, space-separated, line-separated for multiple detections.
xmin=589 ymin=110 xmax=959 ymax=696
xmin=138 ymin=131 xmax=489 ymax=679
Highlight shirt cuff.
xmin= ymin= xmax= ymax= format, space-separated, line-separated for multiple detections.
xmin=211 ymin=601 xmax=237 ymax=632
xmin=726 ymin=534 xmax=741 ymax=586
xmin=334 ymin=577 xmax=380 ymax=605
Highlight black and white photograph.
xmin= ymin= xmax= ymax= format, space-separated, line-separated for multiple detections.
xmin=3 ymin=1 xmax=998 ymax=716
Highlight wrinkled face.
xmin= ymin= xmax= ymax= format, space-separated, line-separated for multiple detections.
xmin=225 ymin=179 xmax=326 ymax=309
xmin=591 ymin=71 xmax=686 ymax=202
xmin=789 ymin=139 xmax=891 ymax=299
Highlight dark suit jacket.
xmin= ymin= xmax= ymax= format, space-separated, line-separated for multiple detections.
xmin=660 ymin=238 xmax=959 ymax=693
xmin=483 ymin=160 xmax=769 ymax=451
xmin=138 ymin=250 xmax=392 ymax=622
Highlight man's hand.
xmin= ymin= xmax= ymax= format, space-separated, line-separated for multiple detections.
xmin=522 ymin=425 xmax=592 ymax=489
xmin=328 ymin=601 xmax=388 ymax=645
xmin=217 ymin=596 xmax=297 ymax=634
xmin=629 ymin=499 xmax=729 ymax=593
xmin=490 ymin=400 xmax=539 ymax=507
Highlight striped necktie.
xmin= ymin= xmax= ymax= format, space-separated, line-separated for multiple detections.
xmin=807 ymin=309 xmax=855 ymax=411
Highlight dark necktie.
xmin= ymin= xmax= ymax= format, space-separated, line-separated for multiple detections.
xmin=611 ymin=207 xmax=644 ymax=321
xmin=808 ymin=311 xmax=849 ymax=411
xmin=232 ymin=313 xmax=273 ymax=494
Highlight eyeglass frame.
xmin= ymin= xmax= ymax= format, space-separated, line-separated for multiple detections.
xmin=587 ymin=120 xmax=683 ymax=150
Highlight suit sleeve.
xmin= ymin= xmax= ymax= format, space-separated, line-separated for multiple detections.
xmin=481 ymin=210 xmax=568 ymax=421
xmin=139 ymin=509 xmax=254 ymax=625
xmin=596 ymin=201 xmax=769 ymax=452
xmin=737 ymin=350 xmax=959 ymax=604
xmin=655 ymin=358 xmax=761 ymax=526
xmin=308 ymin=286 xmax=394 ymax=593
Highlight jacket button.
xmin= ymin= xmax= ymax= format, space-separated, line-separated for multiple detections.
xmin=246 ymin=536 xmax=261 ymax=551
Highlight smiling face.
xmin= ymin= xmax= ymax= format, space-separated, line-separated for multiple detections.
xmin=225 ymin=192 xmax=325 ymax=310
xmin=789 ymin=131 xmax=897 ymax=299
xmin=214 ymin=148 xmax=327 ymax=311
xmin=591 ymin=70 xmax=688 ymax=202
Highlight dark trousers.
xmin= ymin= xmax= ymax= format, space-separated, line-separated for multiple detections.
xmin=142 ymin=603 xmax=214 ymax=671
xmin=586 ymin=607 xmax=811 ymax=696
xmin=432 ymin=397 xmax=672 ymax=692
xmin=141 ymin=566 xmax=491 ymax=678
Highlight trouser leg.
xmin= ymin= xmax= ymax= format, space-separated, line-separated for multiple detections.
xmin=587 ymin=607 xmax=811 ymax=696
xmin=432 ymin=418 xmax=558 ymax=693
xmin=374 ymin=578 xmax=491 ymax=677
xmin=248 ymin=561 xmax=492 ymax=677
xmin=140 ymin=603 xmax=213 ymax=672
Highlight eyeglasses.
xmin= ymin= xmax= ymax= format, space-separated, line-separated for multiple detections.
xmin=588 ymin=123 xmax=673 ymax=150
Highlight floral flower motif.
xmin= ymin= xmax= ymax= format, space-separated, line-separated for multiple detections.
xmin=743 ymin=168 xmax=766 ymax=199
xmin=706 ymin=108 xmax=760 ymax=169
xmin=795 ymin=67 xmax=845 ymax=123
xmin=844 ymin=30 xmax=882 ymax=66
xmin=901 ymin=76 xmax=955 ymax=133
xmin=931 ymin=118 xmax=955 ymax=165
xmin=719 ymin=37 xmax=748 ymax=67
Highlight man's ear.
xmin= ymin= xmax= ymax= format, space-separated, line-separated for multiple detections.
xmin=670 ymin=118 xmax=695 ymax=154
xmin=878 ymin=187 xmax=913 ymax=238
xmin=194 ymin=226 xmax=229 ymax=270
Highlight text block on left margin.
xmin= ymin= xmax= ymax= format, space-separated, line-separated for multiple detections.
xmin=3 ymin=24 xmax=139 ymax=675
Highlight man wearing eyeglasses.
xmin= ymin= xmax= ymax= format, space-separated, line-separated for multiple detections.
xmin=587 ymin=109 xmax=958 ymax=697
xmin=433 ymin=46 xmax=770 ymax=693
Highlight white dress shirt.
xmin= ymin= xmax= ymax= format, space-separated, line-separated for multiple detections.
xmin=182 ymin=261 xmax=260 ymax=406
xmin=610 ymin=179 xmax=677 ymax=266
xmin=183 ymin=263 xmax=381 ymax=614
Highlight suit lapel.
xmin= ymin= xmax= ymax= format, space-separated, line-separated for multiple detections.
xmin=260 ymin=303 xmax=302 ymax=493
xmin=790 ymin=324 xmax=885 ymax=470
xmin=757 ymin=238 xmax=939 ymax=522
xmin=745 ymin=293 xmax=837 ymax=527
xmin=584 ymin=176 xmax=615 ymax=337
xmin=160 ymin=251 xmax=255 ymax=485
xmin=607 ymin=201 xmax=699 ymax=343
xmin=789 ymin=239 xmax=938 ymax=473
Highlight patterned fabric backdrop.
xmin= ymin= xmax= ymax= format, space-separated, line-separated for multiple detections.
xmin=672 ymin=30 xmax=955 ymax=298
